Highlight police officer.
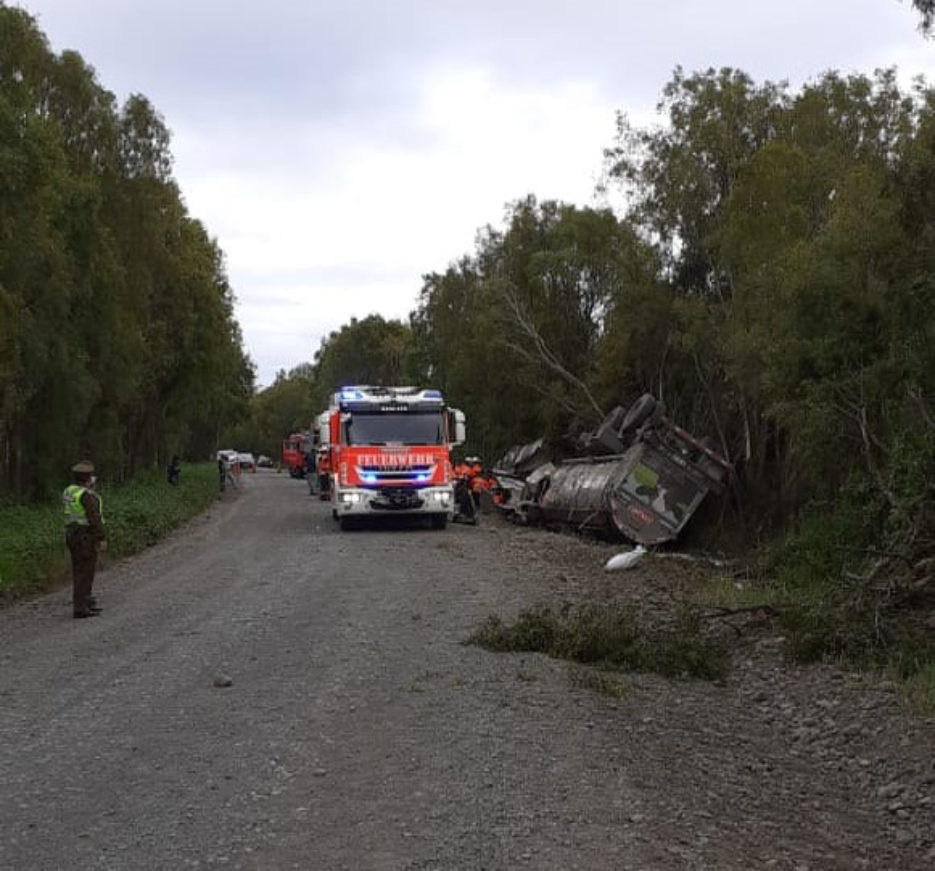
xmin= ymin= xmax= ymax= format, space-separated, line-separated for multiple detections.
xmin=63 ymin=461 xmax=106 ymax=619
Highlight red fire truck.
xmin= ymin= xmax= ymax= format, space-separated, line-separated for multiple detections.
xmin=282 ymin=431 xmax=311 ymax=478
xmin=324 ymin=386 xmax=465 ymax=530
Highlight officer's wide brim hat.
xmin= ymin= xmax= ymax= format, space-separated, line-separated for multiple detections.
xmin=71 ymin=461 xmax=95 ymax=475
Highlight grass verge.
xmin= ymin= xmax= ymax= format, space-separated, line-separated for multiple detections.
xmin=0 ymin=463 xmax=220 ymax=601
xmin=901 ymin=663 xmax=935 ymax=717
xmin=466 ymin=603 xmax=729 ymax=681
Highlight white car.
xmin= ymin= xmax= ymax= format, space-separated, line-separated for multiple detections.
xmin=237 ymin=452 xmax=256 ymax=471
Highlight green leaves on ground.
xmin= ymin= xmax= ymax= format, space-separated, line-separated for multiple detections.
xmin=467 ymin=604 xmax=729 ymax=681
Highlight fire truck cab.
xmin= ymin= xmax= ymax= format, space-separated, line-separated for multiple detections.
xmin=326 ymin=386 xmax=465 ymax=530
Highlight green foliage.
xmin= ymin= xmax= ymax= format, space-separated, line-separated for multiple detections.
xmin=412 ymin=197 xmax=659 ymax=460
xmin=224 ymin=366 xmax=316 ymax=460
xmin=913 ymin=0 xmax=935 ymax=33
xmin=0 ymin=462 xmax=219 ymax=599
xmin=311 ymin=315 xmax=419 ymax=411
xmin=768 ymin=474 xmax=935 ymax=673
xmin=467 ymin=603 xmax=728 ymax=680
xmin=902 ymin=662 xmax=935 ymax=716
xmin=567 ymin=667 xmax=629 ymax=698
xmin=0 ymin=502 xmax=63 ymax=596
xmin=101 ymin=463 xmax=219 ymax=553
xmin=0 ymin=5 xmax=253 ymax=499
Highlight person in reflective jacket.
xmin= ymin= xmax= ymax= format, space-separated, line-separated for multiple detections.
xmin=63 ymin=461 xmax=107 ymax=619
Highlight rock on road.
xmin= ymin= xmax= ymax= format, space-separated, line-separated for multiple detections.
xmin=1 ymin=471 xmax=934 ymax=870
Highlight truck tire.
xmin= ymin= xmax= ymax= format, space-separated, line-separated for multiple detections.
xmin=339 ymin=516 xmax=357 ymax=531
xmin=430 ymin=514 xmax=448 ymax=530
xmin=619 ymin=394 xmax=656 ymax=434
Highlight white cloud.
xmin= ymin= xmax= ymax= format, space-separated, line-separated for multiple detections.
xmin=18 ymin=0 xmax=935 ymax=387
xmin=175 ymin=65 xmax=619 ymax=384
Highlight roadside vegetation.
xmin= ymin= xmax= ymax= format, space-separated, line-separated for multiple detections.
xmin=0 ymin=464 xmax=220 ymax=601
xmin=467 ymin=603 xmax=729 ymax=682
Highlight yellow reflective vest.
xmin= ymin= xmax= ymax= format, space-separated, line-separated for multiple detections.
xmin=63 ymin=485 xmax=103 ymax=527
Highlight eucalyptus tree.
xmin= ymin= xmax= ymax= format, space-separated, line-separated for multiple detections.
xmin=225 ymin=365 xmax=316 ymax=461
xmin=0 ymin=4 xmax=252 ymax=496
xmin=310 ymin=315 xmax=419 ymax=412
xmin=913 ymin=0 xmax=935 ymax=32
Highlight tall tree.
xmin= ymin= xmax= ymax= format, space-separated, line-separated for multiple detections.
xmin=913 ymin=0 xmax=935 ymax=32
xmin=0 ymin=4 xmax=252 ymax=497
xmin=310 ymin=315 xmax=418 ymax=411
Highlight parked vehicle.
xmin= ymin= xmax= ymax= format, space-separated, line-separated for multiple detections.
xmin=237 ymin=452 xmax=256 ymax=472
xmin=216 ymin=449 xmax=239 ymax=466
xmin=256 ymin=454 xmax=274 ymax=468
xmin=322 ymin=386 xmax=465 ymax=530
xmin=282 ymin=432 xmax=311 ymax=478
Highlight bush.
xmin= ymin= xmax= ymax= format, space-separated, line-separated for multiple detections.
xmin=0 ymin=463 xmax=220 ymax=600
xmin=467 ymin=603 xmax=728 ymax=681
xmin=770 ymin=469 xmax=935 ymax=680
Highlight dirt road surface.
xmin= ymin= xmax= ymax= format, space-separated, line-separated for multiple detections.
xmin=2 ymin=471 xmax=934 ymax=870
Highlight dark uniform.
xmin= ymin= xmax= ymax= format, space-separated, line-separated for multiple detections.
xmin=63 ymin=461 xmax=106 ymax=619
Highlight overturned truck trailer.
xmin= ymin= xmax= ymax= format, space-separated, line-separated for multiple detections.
xmin=498 ymin=395 xmax=732 ymax=546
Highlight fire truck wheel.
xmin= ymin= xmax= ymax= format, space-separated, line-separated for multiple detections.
xmin=339 ymin=516 xmax=358 ymax=531
xmin=430 ymin=514 xmax=448 ymax=530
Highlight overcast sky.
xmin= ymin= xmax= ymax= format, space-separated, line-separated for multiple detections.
xmin=15 ymin=1 xmax=935 ymax=387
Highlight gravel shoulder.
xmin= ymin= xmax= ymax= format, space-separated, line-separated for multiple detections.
xmin=1 ymin=471 xmax=933 ymax=870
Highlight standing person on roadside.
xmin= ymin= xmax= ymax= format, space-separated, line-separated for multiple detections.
xmin=63 ymin=461 xmax=106 ymax=619
xmin=166 ymin=455 xmax=181 ymax=486
xmin=305 ymin=450 xmax=317 ymax=496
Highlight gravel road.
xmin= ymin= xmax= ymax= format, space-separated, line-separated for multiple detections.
xmin=1 ymin=470 xmax=934 ymax=870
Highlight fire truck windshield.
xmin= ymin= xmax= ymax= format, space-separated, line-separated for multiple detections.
xmin=345 ymin=412 xmax=444 ymax=446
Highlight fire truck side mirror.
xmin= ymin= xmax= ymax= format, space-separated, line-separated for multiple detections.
xmin=449 ymin=409 xmax=466 ymax=446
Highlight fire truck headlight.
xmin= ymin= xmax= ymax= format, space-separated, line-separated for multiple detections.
xmin=340 ymin=492 xmax=362 ymax=504
xmin=432 ymin=491 xmax=451 ymax=505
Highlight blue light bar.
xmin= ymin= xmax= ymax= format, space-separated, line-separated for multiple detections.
xmin=416 ymin=473 xmax=430 ymax=483
xmin=362 ymin=474 xmax=378 ymax=484
xmin=422 ymin=390 xmax=442 ymax=400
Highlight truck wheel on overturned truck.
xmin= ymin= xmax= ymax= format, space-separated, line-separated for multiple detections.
xmin=619 ymin=393 xmax=657 ymax=435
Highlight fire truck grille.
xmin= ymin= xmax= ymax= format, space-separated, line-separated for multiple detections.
xmin=372 ymin=487 xmax=426 ymax=510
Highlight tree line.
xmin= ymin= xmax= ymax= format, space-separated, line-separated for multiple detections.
xmin=423 ymin=67 xmax=934 ymax=571
xmin=0 ymin=5 xmax=253 ymax=499
xmin=249 ymin=65 xmax=933 ymax=593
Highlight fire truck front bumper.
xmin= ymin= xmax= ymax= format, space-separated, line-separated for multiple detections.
xmin=336 ymin=486 xmax=454 ymax=517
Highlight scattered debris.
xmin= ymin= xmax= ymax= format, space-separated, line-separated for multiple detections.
xmin=605 ymin=545 xmax=647 ymax=572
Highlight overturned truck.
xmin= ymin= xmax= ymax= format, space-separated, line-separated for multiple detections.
xmin=493 ymin=395 xmax=732 ymax=546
